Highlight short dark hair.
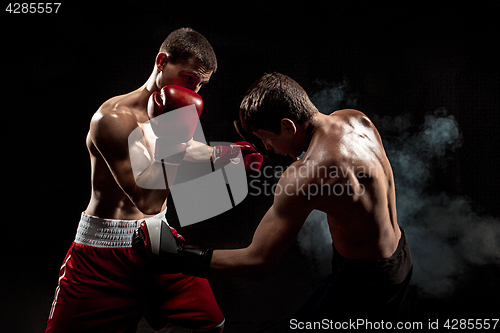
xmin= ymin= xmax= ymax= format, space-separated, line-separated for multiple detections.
xmin=240 ymin=73 xmax=317 ymax=133
xmin=159 ymin=28 xmax=217 ymax=72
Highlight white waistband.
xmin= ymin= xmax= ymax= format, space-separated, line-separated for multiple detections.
xmin=74 ymin=210 xmax=167 ymax=248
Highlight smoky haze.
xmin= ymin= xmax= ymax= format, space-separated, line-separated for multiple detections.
xmin=376 ymin=110 xmax=500 ymax=297
xmin=305 ymin=84 xmax=500 ymax=298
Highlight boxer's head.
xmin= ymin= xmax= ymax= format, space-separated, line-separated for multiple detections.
xmin=240 ymin=73 xmax=318 ymax=158
xmin=240 ymin=72 xmax=317 ymax=133
xmin=155 ymin=28 xmax=217 ymax=92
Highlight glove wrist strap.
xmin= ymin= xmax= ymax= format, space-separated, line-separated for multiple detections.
xmin=212 ymin=145 xmax=241 ymax=164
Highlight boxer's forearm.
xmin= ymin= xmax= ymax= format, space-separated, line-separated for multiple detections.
xmin=210 ymin=248 xmax=272 ymax=279
xmin=209 ymin=202 xmax=307 ymax=279
xmin=132 ymin=220 xmax=274 ymax=278
xmin=184 ymin=140 xmax=213 ymax=162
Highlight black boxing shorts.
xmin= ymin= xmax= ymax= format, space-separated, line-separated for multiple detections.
xmin=294 ymin=227 xmax=413 ymax=323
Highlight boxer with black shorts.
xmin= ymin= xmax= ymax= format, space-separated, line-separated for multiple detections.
xmin=135 ymin=73 xmax=413 ymax=329
xmin=46 ymin=28 xmax=225 ymax=333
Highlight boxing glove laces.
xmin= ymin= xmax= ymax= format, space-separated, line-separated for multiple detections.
xmin=212 ymin=141 xmax=264 ymax=173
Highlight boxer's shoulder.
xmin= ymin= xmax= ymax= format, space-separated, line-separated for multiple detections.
xmin=94 ymin=94 xmax=136 ymax=121
xmin=330 ymin=108 xmax=368 ymax=119
xmin=89 ymin=94 xmax=143 ymax=149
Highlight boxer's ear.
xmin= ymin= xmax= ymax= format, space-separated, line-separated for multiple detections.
xmin=281 ymin=118 xmax=297 ymax=135
xmin=156 ymin=53 xmax=169 ymax=71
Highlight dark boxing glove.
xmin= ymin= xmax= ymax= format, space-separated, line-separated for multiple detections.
xmin=212 ymin=141 xmax=264 ymax=173
xmin=147 ymin=85 xmax=204 ymax=165
xmin=132 ymin=219 xmax=212 ymax=278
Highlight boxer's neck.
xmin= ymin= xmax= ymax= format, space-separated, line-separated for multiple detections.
xmin=300 ymin=112 xmax=324 ymax=153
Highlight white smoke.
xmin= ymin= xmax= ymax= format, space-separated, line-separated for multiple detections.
xmin=374 ymin=110 xmax=500 ymax=297
xmin=310 ymin=79 xmax=354 ymax=114
xmin=307 ymin=83 xmax=500 ymax=298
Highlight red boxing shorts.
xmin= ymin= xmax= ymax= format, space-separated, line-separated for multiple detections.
xmin=46 ymin=211 xmax=224 ymax=333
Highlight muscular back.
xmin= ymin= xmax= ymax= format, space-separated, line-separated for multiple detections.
xmin=285 ymin=109 xmax=400 ymax=260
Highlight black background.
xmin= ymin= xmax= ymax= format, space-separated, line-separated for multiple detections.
xmin=2 ymin=1 xmax=500 ymax=332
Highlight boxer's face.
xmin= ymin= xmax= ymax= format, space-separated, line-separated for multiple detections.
xmin=254 ymin=120 xmax=301 ymax=158
xmin=156 ymin=53 xmax=212 ymax=93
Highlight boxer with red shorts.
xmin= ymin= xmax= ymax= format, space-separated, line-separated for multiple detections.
xmin=45 ymin=28 xmax=226 ymax=332
xmin=47 ymin=211 xmax=224 ymax=332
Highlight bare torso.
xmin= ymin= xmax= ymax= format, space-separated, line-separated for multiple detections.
xmin=210 ymin=109 xmax=402 ymax=278
xmin=84 ymin=89 xmax=166 ymax=220
xmin=293 ymin=109 xmax=400 ymax=260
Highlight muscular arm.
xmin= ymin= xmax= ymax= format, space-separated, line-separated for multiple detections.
xmin=90 ymin=108 xmax=172 ymax=215
xmin=184 ymin=140 xmax=213 ymax=162
xmin=210 ymin=166 xmax=315 ymax=278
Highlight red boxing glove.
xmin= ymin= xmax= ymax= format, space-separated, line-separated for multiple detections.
xmin=213 ymin=141 xmax=264 ymax=173
xmin=147 ymin=85 xmax=203 ymax=164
